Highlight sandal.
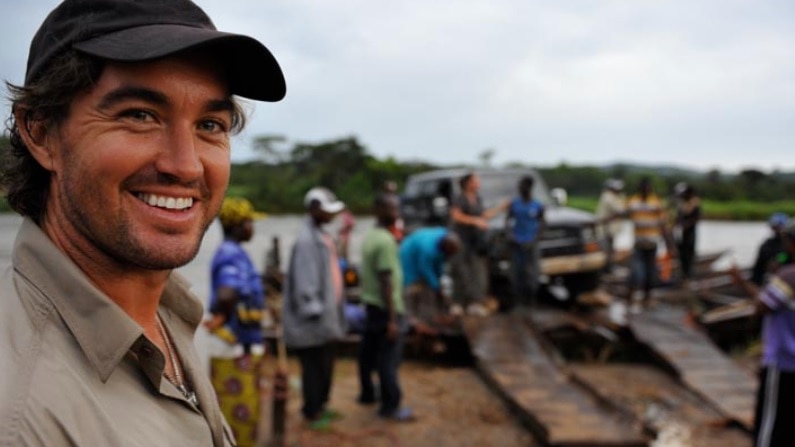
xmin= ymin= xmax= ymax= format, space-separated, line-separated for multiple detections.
xmin=380 ymin=407 xmax=416 ymax=422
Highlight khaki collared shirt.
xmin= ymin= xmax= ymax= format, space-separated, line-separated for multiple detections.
xmin=0 ymin=219 xmax=235 ymax=446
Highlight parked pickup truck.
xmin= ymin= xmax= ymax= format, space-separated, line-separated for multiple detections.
xmin=400 ymin=168 xmax=606 ymax=302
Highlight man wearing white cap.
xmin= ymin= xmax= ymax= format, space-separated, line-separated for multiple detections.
xmin=282 ymin=187 xmax=348 ymax=429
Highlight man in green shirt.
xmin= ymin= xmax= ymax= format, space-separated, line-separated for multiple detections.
xmin=357 ymin=193 xmax=414 ymax=421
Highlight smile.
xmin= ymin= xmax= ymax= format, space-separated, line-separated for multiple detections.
xmin=137 ymin=193 xmax=194 ymax=210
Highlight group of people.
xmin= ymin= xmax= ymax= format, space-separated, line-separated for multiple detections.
xmin=204 ymin=186 xmax=412 ymax=429
xmin=598 ymin=176 xmax=795 ymax=446
xmin=596 ymin=176 xmax=701 ymax=310
xmin=4 ymin=1 xmax=791 ymax=445
xmin=450 ymin=172 xmax=547 ymax=315
xmin=208 ymin=170 xmax=549 ymax=430
xmin=282 ymin=188 xmax=452 ymax=427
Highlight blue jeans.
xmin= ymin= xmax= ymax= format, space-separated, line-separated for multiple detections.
xmin=630 ymin=246 xmax=658 ymax=297
xmin=357 ymin=304 xmax=406 ymax=415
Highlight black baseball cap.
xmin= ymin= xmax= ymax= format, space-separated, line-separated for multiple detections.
xmin=25 ymin=0 xmax=285 ymax=102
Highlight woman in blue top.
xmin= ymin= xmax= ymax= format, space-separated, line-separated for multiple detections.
xmin=205 ymin=197 xmax=266 ymax=354
xmin=504 ymin=176 xmax=545 ymax=308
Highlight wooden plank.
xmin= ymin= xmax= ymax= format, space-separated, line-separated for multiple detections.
xmin=463 ymin=312 xmax=648 ymax=446
xmin=627 ymin=304 xmax=757 ymax=430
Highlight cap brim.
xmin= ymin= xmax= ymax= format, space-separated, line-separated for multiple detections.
xmin=321 ymin=202 xmax=345 ymax=214
xmin=74 ymin=24 xmax=285 ymax=102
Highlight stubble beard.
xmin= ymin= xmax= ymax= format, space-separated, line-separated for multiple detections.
xmin=59 ymin=169 xmax=215 ymax=272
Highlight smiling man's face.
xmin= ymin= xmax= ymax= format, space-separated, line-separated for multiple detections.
xmin=39 ymin=54 xmax=233 ymax=271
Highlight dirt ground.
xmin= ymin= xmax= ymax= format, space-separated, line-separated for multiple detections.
xmin=240 ymin=334 xmax=758 ymax=447
xmin=255 ymin=357 xmax=538 ymax=447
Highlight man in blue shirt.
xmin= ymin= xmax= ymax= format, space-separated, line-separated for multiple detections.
xmin=504 ymin=176 xmax=545 ymax=308
xmin=400 ymin=227 xmax=460 ymax=335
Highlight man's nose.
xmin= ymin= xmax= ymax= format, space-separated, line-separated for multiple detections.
xmin=155 ymin=125 xmax=203 ymax=181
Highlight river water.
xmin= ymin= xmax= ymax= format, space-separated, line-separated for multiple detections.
xmin=0 ymin=213 xmax=773 ymax=363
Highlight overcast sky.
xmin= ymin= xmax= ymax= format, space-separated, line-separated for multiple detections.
xmin=2 ymin=0 xmax=793 ymax=173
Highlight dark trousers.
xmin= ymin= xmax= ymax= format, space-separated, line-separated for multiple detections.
xmin=358 ymin=304 xmax=405 ymax=416
xmin=602 ymin=235 xmax=616 ymax=272
xmin=754 ymin=366 xmax=795 ymax=447
xmin=510 ymin=242 xmax=541 ymax=307
xmin=677 ymin=231 xmax=696 ymax=280
xmin=295 ymin=343 xmax=335 ymax=419
xmin=450 ymin=245 xmax=488 ymax=307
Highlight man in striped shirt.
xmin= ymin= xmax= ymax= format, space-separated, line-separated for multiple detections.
xmin=625 ymin=177 xmax=674 ymax=309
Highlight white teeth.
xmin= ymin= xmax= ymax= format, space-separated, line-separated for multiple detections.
xmin=137 ymin=193 xmax=193 ymax=210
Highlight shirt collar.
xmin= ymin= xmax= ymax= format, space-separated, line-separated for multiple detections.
xmin=12 ymin=218 xmax=204 ymax=382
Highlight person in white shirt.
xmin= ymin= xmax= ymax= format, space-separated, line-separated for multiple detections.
xmin=596 ymin=179 xmax=626 ymax=272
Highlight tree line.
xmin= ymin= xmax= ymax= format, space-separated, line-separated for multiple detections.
xmin=1 ymin=134 xmax=792 ymax=217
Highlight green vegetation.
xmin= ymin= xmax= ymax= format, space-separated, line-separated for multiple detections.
xmin=700 ymin=200 xmax=795 ymax=221
xmin=1 ymin=133 xmax=792 ymax=220
xmin=567 ymin=196 xmax=795 ymax=221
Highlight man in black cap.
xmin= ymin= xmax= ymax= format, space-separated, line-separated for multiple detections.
xmin=0 ymin=1 xmax=284 ymax=445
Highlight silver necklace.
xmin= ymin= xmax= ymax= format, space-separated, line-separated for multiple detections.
xmin=156 ymin=315 xmax=198 ymax=406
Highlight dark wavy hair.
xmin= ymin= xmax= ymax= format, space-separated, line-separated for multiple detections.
xmin=459 ymin=172 xmax=475 ymax=190
xmin=2 ymin=50 xmax=247 ymax=223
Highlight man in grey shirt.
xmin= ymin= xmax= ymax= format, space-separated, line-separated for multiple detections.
xmin=0 ymin=0 xmax=285 ymax=445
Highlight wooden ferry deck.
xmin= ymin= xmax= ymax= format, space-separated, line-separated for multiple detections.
xmin=627 ymin=304 xmax=757 ymax=430
xmin=460 ymin=289 xmax=758 ymax=446
xmin=462 ymin=312 xmax=648 ymax=447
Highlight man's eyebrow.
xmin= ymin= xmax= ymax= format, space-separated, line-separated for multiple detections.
xmin=97 ymin=87 xmax=170 ymax=110
xmin=97 ymin=86 xmax=234 ymax=115
xmin=206 ymin=99 xmax=235 ymax=114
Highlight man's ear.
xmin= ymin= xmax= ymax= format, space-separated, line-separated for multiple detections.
xmin=14 ymin=108 xmax=56 ymax=171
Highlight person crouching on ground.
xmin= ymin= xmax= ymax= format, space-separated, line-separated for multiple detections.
xmin=205 ymin=197 xmax=267 ymax=355
xmin=358 ymin=193 xmax=415 ymax=421
xmin=282 ymin=187 xmax=348 ymax=429
xmin=399 ymin=227 xmax=461 ymax=338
